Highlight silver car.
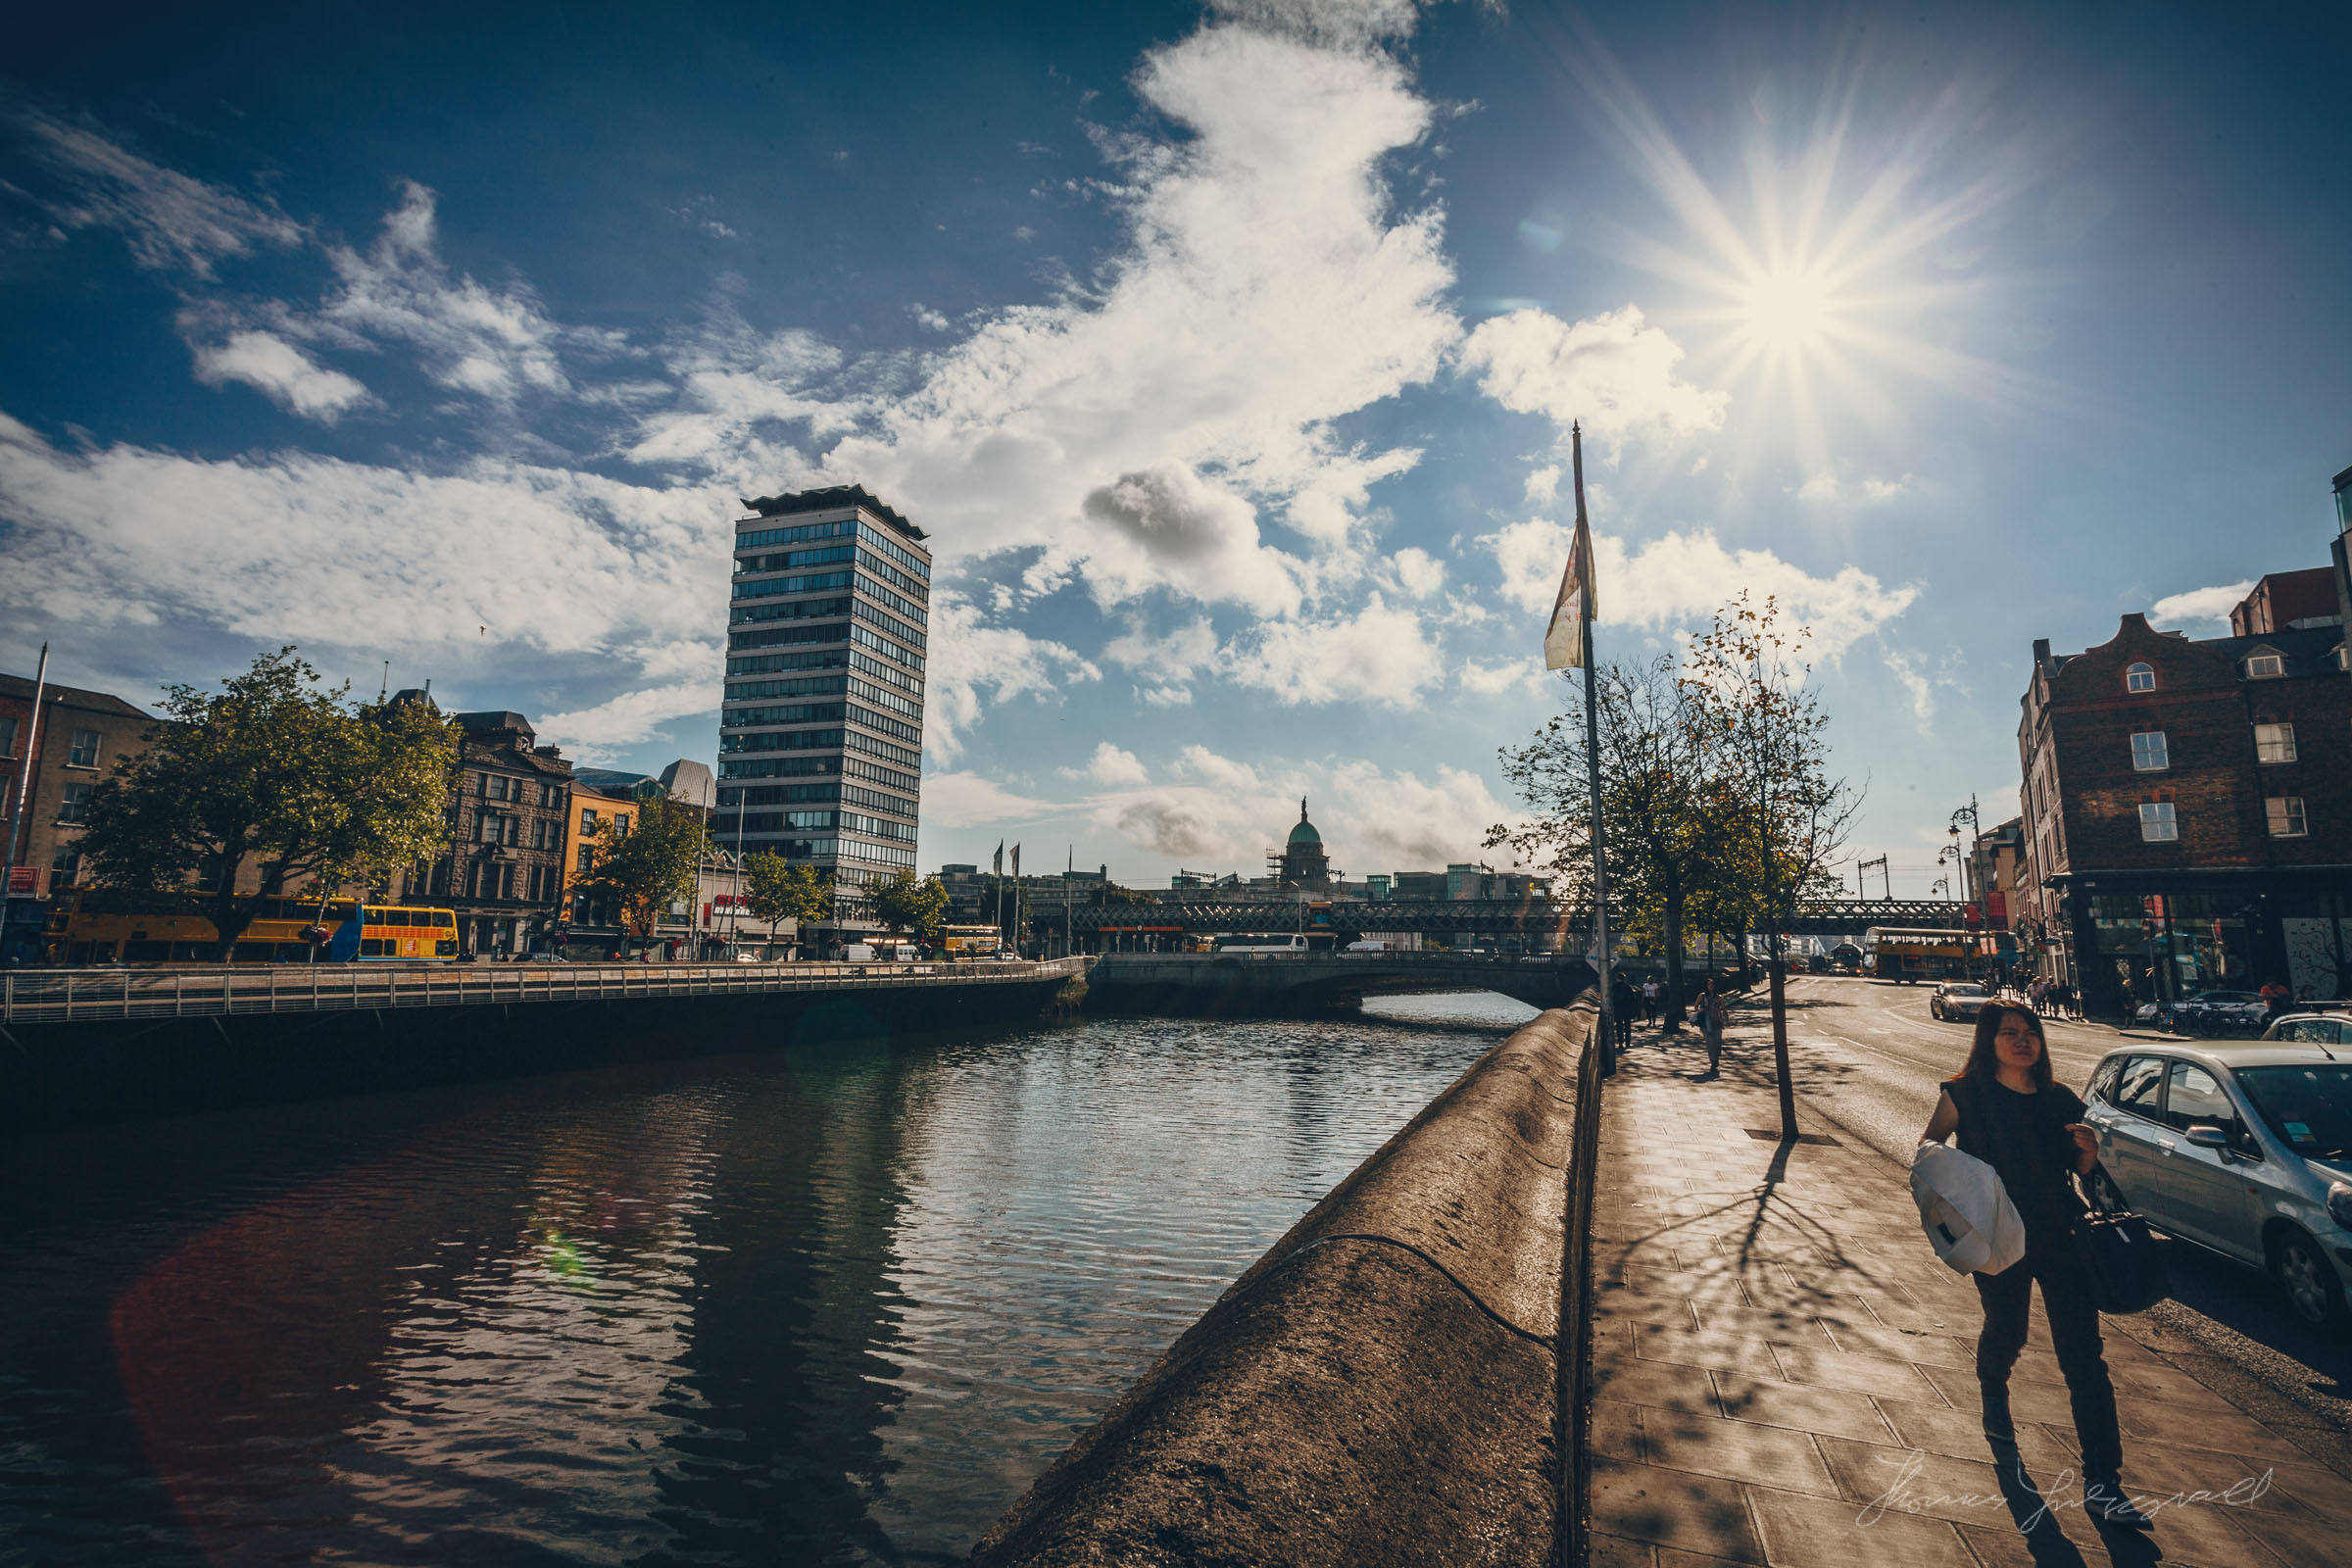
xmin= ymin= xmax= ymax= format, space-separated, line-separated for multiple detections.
xmin=2082 ymin=1040 xmax=2352 ymax=1329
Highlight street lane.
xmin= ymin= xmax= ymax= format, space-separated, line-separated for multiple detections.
xmin=1666 ymin=974 xmax=2352 ymax=1464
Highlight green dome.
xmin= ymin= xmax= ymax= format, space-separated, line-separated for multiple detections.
xmin=1288 ymin=800 xmax=1322 ymax=846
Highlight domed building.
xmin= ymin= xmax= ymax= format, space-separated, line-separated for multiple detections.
xmin=1274 ymin=799 xmax=1333 ymax=890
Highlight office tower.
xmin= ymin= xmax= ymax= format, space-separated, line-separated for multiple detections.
xmin=718 ymin=485 xmax=928 ymax=937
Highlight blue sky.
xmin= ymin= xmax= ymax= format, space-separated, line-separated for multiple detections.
xmin=3 ymin=0 xmax=2346 ymax=893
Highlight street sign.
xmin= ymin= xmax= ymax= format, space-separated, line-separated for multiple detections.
xmin=5 ymin=868 xmax=36 ymax=895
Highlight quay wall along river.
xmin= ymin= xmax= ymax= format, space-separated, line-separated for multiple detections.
xmin=972 ymin=997 xmax=1606 ymax=1568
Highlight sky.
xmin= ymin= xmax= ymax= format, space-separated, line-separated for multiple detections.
xmin=2 ymin=0 xmax=2347 ymax=895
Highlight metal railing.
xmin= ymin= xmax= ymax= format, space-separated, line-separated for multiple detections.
xmin=0 ymin=956 xmax=1092 ymax=1028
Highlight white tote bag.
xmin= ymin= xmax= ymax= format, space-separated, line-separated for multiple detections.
xmin=1909 ymin=1142 xmax=2027 ymax=1276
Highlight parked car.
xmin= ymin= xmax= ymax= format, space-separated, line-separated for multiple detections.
xmin=2082 ymin=1040 xmax=2352 ymax=1328
xmin=2168 ymin=990 xmax=2271 ymax=1037
xmin=1930 ymin=982 xmax=1991 ymax=1023
xmin=2262 ymin=1013 xmax=2352 ymax=1048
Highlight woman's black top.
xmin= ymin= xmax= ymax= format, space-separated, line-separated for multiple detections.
xmin=1948 ymin=1074 xmax=2089 ymax=1244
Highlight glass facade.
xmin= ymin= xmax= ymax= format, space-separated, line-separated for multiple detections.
xmin=717 ymin=492 xmax=928 ymax=925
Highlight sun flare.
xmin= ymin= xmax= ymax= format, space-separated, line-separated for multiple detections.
xmin=1739 ymin=266 xmax=1836 ymax=354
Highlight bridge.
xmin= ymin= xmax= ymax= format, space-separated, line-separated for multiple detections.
xmin=1082 ymin=951 xmax=1595 ymax=1015
xmin=1066 ymin=896 xmax=1964 ymax=941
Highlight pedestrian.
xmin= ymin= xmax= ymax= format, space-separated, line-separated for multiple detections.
xmin=1700 ymin=979 xmax=1726 ymax=1075
xmin=1611 ymin=972 xmax=1638 ymax=1051
xmin=2260 ymin=978 xmax=2289 ymax=1022
xmin=1919 ymin=1004 xmax=2148 ymax=1529
xmin=1641 ymin=976 xmax=1660 ymax=1022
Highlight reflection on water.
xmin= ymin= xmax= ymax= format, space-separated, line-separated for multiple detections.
xmin=0 ymin=995 xmax=1532 ymax=1566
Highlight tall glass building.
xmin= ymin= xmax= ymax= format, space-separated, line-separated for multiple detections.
xmin=717 ymin=485 xmax=927 ymax=936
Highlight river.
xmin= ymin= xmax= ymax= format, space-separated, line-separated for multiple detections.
xmin=0 ymin=992 xmax=1536 ymax=1567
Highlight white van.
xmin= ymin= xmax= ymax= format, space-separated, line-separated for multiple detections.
xmin=1345 ymin=939 xmax=1394 ymax=954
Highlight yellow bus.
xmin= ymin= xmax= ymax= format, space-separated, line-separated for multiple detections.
xmin=943 ymin=924 xmax=1006 ymax=957
xmin=45 ymin=890 xmax=459 ymax=964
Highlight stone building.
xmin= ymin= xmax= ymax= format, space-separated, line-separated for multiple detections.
xmin=0 ymin=670 xmax=153 ymax=901
xmin=394 ymin=699 xmax=574 ymax=958
xmin=2015 ymin=592 xmax=2352 ymax=1013
xmin=1271 ymin=800 xmax=1333 ymax=890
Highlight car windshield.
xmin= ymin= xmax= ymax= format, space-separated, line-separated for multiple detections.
xmin=1947 ymin=986 xmax=1985 ymax=997
xmin=2236 ymin=1065 xmax=2352 ymax=1161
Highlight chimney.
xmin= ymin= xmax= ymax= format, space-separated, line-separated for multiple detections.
xmin=2032 ymin=637 xmax=2050 ymax=666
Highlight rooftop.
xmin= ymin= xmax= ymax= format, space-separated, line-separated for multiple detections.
xmin=0 ymin=671 xmax=151 ymax=721
xmin=739 ymin=484 xmax=925 ymax=541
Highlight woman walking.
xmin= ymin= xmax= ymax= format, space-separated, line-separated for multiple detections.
xmin=1699 ymin=979 xmax=1726 ymax=1075
xmin=1920 ymin=1003 xmax=2150 ymax=1529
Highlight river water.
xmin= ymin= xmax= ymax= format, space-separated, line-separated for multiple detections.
xmin=0 ymin=992 xmax=1535 ymax=1567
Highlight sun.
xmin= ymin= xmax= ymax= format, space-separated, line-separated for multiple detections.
xmin=1738 ymin=266 xmax=1837 ymax=355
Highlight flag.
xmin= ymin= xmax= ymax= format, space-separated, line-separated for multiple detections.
xmin=994 ymin=841 xmax=1004 ymax=875
xmin=1011 ymin=843 xmax=1021 ymax=877
xmin=1544 ymin=423 xmax=1597 ymax=671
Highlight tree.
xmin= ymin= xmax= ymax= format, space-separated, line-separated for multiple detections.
xmin=1680 ymin=593 xmax=1864 ymax=1135
xmin=575 ymin=795 xmax=703 ymax=954
xmin=868 ymin=870 xmax=950 ymax=947
xmin=1488 ymin=657 xmax=1738 ymax=1026
xmin=741 ymin=853 xmax=831 ymax=953
xmin=74 ymin=649 xmax=457 ymax=956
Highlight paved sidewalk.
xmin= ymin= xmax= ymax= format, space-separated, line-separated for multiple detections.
xmin=1585 ymin=1040 xmax=2352 ymax=1568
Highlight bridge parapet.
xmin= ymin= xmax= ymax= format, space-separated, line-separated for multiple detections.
xmin=1072 ymin=898 xmax=1963 ymax=937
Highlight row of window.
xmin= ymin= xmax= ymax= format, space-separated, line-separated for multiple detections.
xmin=849 ymin=676 xmax=923 ymax=721
xmin=730 ymin=617 xmax=850 ymax=653
xmin=714 ymin=750 xmax=922 ymax=788
xmin=857 ymin=519 xmax=931 ymax=581
xmin=854 ymin=596 xmax=928 ymax=654
xmin=724 ymin=701 xmax=848 ymax=730
xmin=858 ymin=574 xmax=929 ymax=625
xmin=858 ymin=550 xmax=929 ymax=604
xmin=2125 ymin=651 xmax=2303 ymax=693
xmin=721 ymin=781 xmax=919 ymax=818
xmin=725 ymin=675 xmax=847 ymax=703
xmin=735 ymin=542 xmax=858 ymax=575
xmin=2137 ymin=798 xmax=2308 ymax=841
xmin=731 ymin=594 xmax=854 ymax=628
xmin=848 ymin=701 xmax=923 ymax=746
xmin=2129 ymin=722 xmax=2302 ymax=772
xmin=849 ymin=646 xmax=922 ymax=694
xmin=850 ymin=619 xmax=924 ymax=672
xmin=735 ymin=517 xmax=857 ymax=551
xmin=734 ymin=834 xmax=921 ymax=869
xmin=729 ymin=646 xmax=850 ymax=677
xmin=480 ymin=772 xmax=562 ymax=805
xmin=733 ymin=568 xmax=857 ymax=601
xmin=1 ymin=721 xmax=104 ymax=766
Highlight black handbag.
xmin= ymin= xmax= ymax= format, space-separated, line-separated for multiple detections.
xmin=2072 ymin=1165 xmax=2169 ymax=1314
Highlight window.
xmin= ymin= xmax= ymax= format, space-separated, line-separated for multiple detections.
xmin=2254 ymin=722 xmax=2297 ymax=764
xmin=56 ymin=780 xmax=92 ymax=823
xmin=579 ymin=807 xmax=599 ymax=834
xmin=67 ymin=727 xmax=100 ymax=767
xmin=2244 ymin=652 xmax=2284 ymax=679
xmin=0 ymin=715 xmax=16 ymax=756
xmin=2163 ymin=1060 xmax=2251 ymax=1151
xmin=2267 ymin=797 xmax=2308 ymax=838
xmin=577 ymin=846 xmax=594 ymax=875
xmin=2114 ymin=1056 xmax=2165 ymax=1117
xmin=2125 ymin=662 xmax=2156 ymax=693
xmin=48 ymin=844 xmax=79 ymax=890
xmin=2130 ymin=731 xmax=2168 ymax=771
xmin=533 ymin=817 xmax=558 ymax=850
xmin=2138 ymin=802 xmax=2178 ymax=842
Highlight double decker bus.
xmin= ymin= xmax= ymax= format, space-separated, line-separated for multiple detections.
xmin=45 ymin=890 xmax=459 ymax=964
xmin=1863 ymin=927 xmax=1982 ymax=985
xmin=942 ymin=923 xmax=1010 ymax=957
xmin=1211 ymin=932 xmax=1308 ymax=955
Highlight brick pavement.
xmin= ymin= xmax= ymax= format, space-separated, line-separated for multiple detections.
xmin=1585 ymin=1028 xmax=2352 ymax=1568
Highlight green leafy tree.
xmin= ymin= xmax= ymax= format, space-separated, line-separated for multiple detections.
xmin=576 ymin=795 xmax=703 ymax=953
xmin=868 ymin=870 xmax=950 ymax=947
xmin=741 ymin=853 xmax=831 ymax=952
xmin=74 ymin=649 xmax=457 ymax=956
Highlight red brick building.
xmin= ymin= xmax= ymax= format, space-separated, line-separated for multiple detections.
xmin=0 ymin=670 xmax=154 ymax=901
xmin=2016 ymin=593 xmax=2352 ymax=1015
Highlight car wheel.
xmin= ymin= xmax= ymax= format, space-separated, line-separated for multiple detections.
xmin=2271 ymin=1232 xmax=2350 ymax=1330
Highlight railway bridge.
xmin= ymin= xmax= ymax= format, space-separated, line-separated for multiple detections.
xmin=1064 ymin=896 xmax=1964 ymax=944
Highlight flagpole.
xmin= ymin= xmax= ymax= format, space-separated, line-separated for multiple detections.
xmin=1572 ymin=425 xmax=1615 ymax=1076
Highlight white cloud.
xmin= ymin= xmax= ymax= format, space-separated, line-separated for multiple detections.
xmin=1881 ymin=647 xmax=1936 ymax=725
xmin=1103 ymin=614 xmax=1219 ymax=674
xmin=923 ymin=593 xmax=1101 ymax=760
xmin=1224 ymin=594 xmax=1440 ymax=706
xmin=2149 ymin=580 xmax=2254 ymax=628
xmin=1063 ymin=741 xmax=1150 ymax=786
xmin=19 ymin=110 xmax=305 ymax=276
xmin=1459 ymin=304 xmax=1725 ymax=452
xmin=189 ymin=330 xmax=372 ymax=421
xmin=538 ymin=679 xmax=718 ymax=761
xmin=657 ymin=22 xmax=1459 ymax=613
xmin=1794 ymin=471 xmax=1913 ymax=505
xmin=1388 ymin=546 xmax=1446 ymax=598
xmin=1140 ymin=685 xmax=1195 ymax=707
xmin=1209 ymin=0 xmax=1426 ymax=47
xmin=1458 ymin=656 xmax=1546 ymax=697
xmin=1523 ymin=465 xmax=1561 ymax=503
xmin=922 ymin=771 xmax=1057 ymax=829
xmin=1478 ymin=517 xmax=1918 ymax=658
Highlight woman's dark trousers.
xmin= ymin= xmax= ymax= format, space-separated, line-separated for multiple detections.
xmin=1973 ymin=1240 xmax=2123 ymax=1481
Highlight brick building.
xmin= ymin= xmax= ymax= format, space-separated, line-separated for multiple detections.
xmin=2016 ymin=597 xmax=2352 ymax=1015
xmin=0 ymin=670 xmax=153 ymax=901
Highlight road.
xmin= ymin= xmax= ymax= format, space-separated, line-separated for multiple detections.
xmin=1666 ymin=974 xmax=2352 ymax=1466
